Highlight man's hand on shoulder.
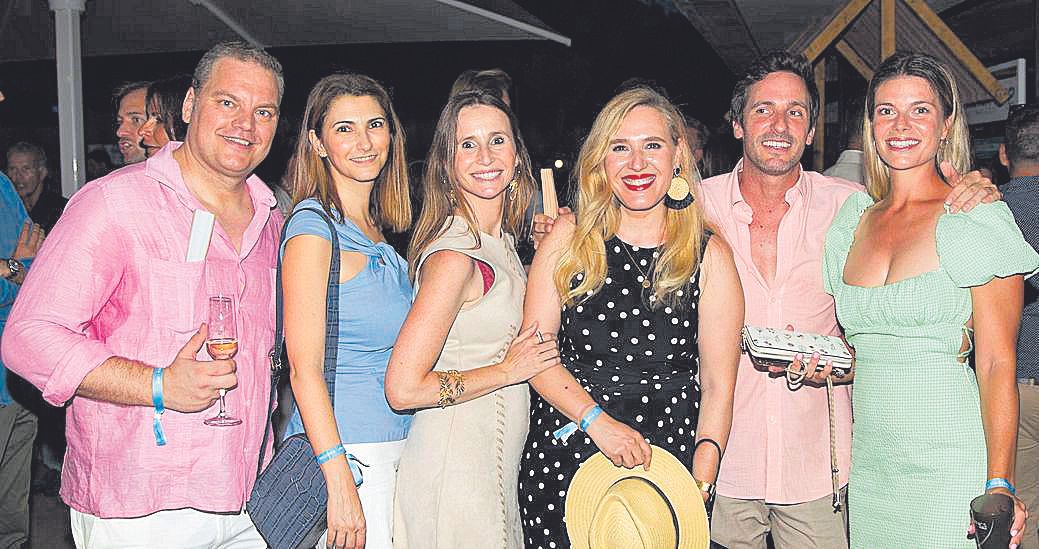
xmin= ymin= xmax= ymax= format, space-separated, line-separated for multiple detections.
xmin=943 ymin=161 xmax=1000 ymax=213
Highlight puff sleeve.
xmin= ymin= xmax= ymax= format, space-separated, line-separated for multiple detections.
xmin=822 ymin=191 xmax=874 ymax=296
xmin=936 ymin=201 xmax=1039 ymax=288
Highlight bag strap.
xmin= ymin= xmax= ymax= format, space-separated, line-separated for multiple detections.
xmin=255 ymin=206 xmax=341 ymax=478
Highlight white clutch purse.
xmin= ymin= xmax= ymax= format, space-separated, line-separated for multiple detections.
xmin=741 ymin=326 xmax=852 ymax=378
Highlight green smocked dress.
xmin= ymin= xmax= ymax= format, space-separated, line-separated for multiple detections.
xmin=823 ymin=191 xmax=1039 ymax=548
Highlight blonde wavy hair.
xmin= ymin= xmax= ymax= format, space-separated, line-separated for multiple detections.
xmin=407 ymin=91 xmax=535 ymax=280
xmin=863 ymin=52 xmax=971 ymax=201
xmin=555 ymin=86 xmax=707 ymax=310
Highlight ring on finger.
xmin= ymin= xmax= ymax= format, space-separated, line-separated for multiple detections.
xmin=536 ymin=331 xmax=544 ymax=344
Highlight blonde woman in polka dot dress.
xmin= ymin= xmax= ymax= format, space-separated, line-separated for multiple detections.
xmin=519 ymin=86 xmax=745 ymax=548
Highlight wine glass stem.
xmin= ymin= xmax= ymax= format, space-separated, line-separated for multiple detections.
xmin=218 ymin=389 xmax=228 ymax=418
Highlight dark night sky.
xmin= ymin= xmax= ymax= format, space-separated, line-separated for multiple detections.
xmin=0 ymin=0 xmax=736 ymax=188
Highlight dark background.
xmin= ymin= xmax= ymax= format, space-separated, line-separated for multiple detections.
xmin=3 ymin=0 xmax=1033 ymax=196
xmin=0 ymin=0 xmax=737 ymax=198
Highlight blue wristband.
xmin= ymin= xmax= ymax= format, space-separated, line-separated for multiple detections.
xmin=985 ymin=477 xmax=1016 ymax=494
xmin=315 ymin=445 xmax=365 ymax=487
xmin=580 ymin=405 xmax=604 ymax=431
xmin=151 ymin=368 xmax=167 ymax=446
xmin=553 ymin=405 xmax=604 ymax=444
xmin=346 ymin=454 xmax=364 ymax=487
xmin=315 ymin=443 xmax=346 ymax=465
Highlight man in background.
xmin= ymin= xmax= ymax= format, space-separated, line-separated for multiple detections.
xmin=999 ymin=102 xmax=1039 ymax=549
xmin=823 ymin=99 xmax=864 ymax=184
xmin=6 ymin=142 xmax=67 ymax=231
xmin=113 ymin=81 xmax=150 ymax=165
xmin=684 ymin=115 xmax=710 ymax=172
xmin=0 ymin=86 xmax=44 ymax=549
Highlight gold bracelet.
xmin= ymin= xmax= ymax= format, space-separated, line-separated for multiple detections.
xmin=448 ymin=369 xmax=465 ymax=400
xmin=436 ymin=370 xmax=466 ymax=408
xmin=693 ymin=478 xmax=716 ymax=500
xmin=437 ymin=371 xmax=455 ymax=408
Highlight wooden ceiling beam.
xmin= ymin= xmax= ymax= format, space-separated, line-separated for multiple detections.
xmin=799 ymin=0 xmax=874 ymax=62
xmin=813 ymin=58 xmax=827 ymax=171
xmin=881 ymin=0 xmax=896 ymax=59
xmin=903 ymin=0 xmax=1010 ymax=103
xmin=836 ymin=39 xmax=874 ymax=80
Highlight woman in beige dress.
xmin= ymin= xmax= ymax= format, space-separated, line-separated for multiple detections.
xmin=384 ymin=90 xmax=560 ymax=549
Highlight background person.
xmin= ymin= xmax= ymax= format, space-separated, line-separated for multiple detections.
xmin=824 ymin=97 xmax=866 ymax=184
xmin=449 ymin=68 xmax=513 ymax=106
xmin=112 ymin=81 xmax=150 ymax=165
xmin=0 ymin=82 xmax=44 ymax=546
xmin=6 ymin=141 xmax=66 ymax=232
xmin=86 ymin=149 xmax=115 ymax=181
xmin=998 ymin=102 xmax=1039 ymax=549
xmin=139 ymin=75 xmax=193 ymax=158
xmin=684 ymin=114 xmax=710 ymax=171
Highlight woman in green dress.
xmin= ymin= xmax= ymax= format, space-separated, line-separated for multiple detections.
xmin=823 ymin=52 xmax=1036 ymax=548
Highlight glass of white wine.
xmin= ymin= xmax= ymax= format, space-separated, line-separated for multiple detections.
xmin=204 ymin=295 xmax=241 ymax=427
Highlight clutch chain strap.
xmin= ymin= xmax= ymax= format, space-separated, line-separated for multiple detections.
xmin=785 ymin=365 xmax=841 ymax=512
xmin=826 ymin=375 xmax=841 ymax=511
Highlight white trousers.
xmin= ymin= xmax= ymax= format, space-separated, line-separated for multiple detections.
xmin=70 ymin=507 xmax=266 ymax=549
xmin=318 ymin=439 xmax=406 ymax=549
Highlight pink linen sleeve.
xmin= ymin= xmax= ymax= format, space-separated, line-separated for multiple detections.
xmin=1 ymin=183 xmax=125 ymax=406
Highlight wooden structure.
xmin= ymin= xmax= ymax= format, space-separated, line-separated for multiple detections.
xmin=671 ymin=0 xmax=1011 ymax=170
xmin=787 ymin=0 xmax=1010 ymax=169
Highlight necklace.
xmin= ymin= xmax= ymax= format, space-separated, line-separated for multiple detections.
xmin=620 ymin=240 xmax=657 ymax=289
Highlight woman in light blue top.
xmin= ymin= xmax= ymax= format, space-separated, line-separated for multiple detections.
xmin=281 ymin=73 xmax=413 ymax=549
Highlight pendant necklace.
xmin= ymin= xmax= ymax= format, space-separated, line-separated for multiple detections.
xmin=620 ymin=239 xmax=658 ymax=289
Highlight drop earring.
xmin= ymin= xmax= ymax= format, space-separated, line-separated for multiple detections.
xmin=664 ymin=166 xmax=693 ymax=210
xmin=445 ymin=178 xmax=458 ymax=208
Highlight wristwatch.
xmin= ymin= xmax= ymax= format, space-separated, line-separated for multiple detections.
xmin=3 ymin=258 xmax=23 ymax=280
xmin=694 ymin=477 xmax=716 ymax=500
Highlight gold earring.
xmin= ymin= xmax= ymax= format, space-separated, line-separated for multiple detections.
xmin=664 ymin=167 xmax=693 ymax=210
xmin=507 ymin=179 xmax=518 ymax=200
xmin=445 ymin=179 xmax=458 ymax=207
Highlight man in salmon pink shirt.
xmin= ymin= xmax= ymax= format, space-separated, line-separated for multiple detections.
xmin=704 ymin=51 xmax=998 ymax=549
xmin=1 ymin=42 xmax=284 ymax=548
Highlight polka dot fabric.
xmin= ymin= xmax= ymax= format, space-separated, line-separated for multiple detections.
xmin=519 ymin=236 xmax=705 ymax=549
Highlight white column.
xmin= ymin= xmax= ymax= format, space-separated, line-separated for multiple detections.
xmin=49 ymin=0 xmax=86 ymax=198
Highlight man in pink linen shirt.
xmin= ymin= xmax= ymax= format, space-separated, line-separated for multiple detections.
xmin=705 ymin=51 xmax=998 ymax=549
xmin=1 ymin=42 xmax=284 ymax=548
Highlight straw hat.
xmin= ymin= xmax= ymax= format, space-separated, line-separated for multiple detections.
xmin=564 ymin=445 xmax=709 ymax=549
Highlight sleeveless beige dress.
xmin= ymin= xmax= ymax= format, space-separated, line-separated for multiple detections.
xmin=393 ymin=216 xmax=529 ymax=549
